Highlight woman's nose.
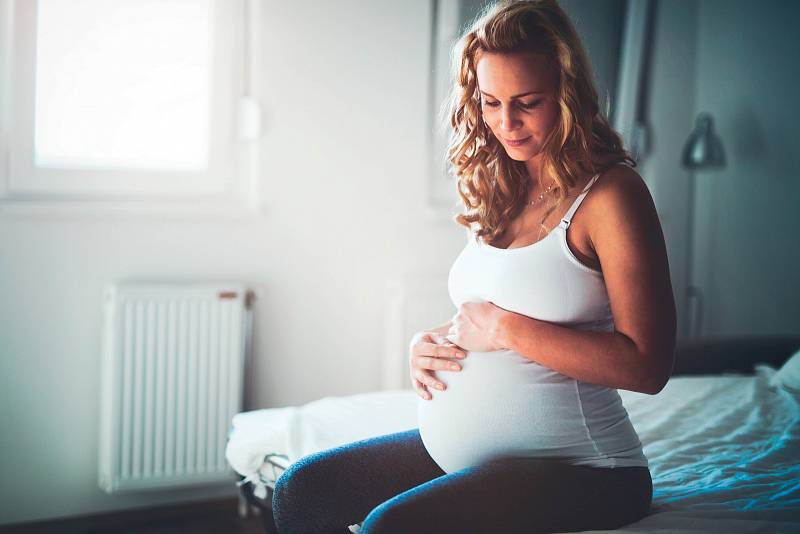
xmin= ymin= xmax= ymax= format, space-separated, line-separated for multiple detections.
xmin=499 ymin=108 xmax=520 ymax=131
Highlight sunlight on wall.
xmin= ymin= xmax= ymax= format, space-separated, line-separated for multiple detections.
xmin=34 ymin=0 xmax=211 ymax=170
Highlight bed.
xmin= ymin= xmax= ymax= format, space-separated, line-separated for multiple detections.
xmin=226 ymin=336 xmax=800 ymax=533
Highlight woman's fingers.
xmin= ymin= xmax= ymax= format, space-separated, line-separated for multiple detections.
xmin=414 ymin=341 xmax=465 ymax=360
xmin=413 ymin=369 xmax=448 ymax=393
xmin=411 ymin=365 xmax=459 ymax=399
xmin=419 ymin=356 xmax=462 ymax=372
xmin=412 ymin=378 xmax=432 ymax=400
xmin=437 ymin=343 xmax=466 ymax=359
xmin=409 ymin=331 xmax=467 ymax=400
xmin=431 ymin=333 xmax=449 ymax=345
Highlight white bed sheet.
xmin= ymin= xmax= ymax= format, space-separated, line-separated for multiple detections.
xmin=226 ymin=365 xmax=800 ymax=532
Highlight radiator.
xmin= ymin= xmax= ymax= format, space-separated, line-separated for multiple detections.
xmin=99 ymin=282 xmax=253 ymax=493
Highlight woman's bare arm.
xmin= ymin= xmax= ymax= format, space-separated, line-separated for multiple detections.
xmin=493 ymin=167 xmax=677 ymax=394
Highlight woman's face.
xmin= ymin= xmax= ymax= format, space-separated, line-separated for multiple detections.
xmin=475 ymin=51 xmax=560 ymax=165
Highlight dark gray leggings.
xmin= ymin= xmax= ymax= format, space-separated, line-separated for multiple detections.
xmin=271 ymin=428 xmax=652 ymax=534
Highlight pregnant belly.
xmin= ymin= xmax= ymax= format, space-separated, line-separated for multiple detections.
xmin=417 ymin=350 xmax=589 ymax=474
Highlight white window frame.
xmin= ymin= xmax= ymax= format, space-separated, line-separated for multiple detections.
xmin=0 ymin=0 xmax=263 ymax=217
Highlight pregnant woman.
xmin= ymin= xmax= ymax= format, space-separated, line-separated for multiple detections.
xmin=271 ymin=1 xmax=676 ymax=532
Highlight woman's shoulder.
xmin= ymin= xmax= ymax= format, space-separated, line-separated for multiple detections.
xmin=583 ymin=163 xmax=659 ymax=238
xmin=593 ymin=161 xmax=642 ymax=186
xmin=585 ymin=163 xmax=652 ymax=211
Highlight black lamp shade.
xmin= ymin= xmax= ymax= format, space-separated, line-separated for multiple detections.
xmin=682 ymin=112 xmax=726 ymax=169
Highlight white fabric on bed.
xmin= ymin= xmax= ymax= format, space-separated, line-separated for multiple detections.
xmin=225 ymin=391 xmax=417 ymax=496
xmin=226 ymin=365 xmax=800 ymax=530
xmin=225 ymin=405 xmax=298 ymax=495
xmin=771 ymin=348 xmax=800 ymax=394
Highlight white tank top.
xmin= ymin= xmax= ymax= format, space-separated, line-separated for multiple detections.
xmin=417 ymin=172 xmax=648 ymax=473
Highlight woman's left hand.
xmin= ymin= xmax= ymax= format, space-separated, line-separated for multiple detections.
xmin=446 ymin=301 xmax=509 ymax=352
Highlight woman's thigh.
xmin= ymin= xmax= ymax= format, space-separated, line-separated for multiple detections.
xmin=360 ymin=457 xmax=652 ymax=534
xmin=271 ymin=428 xmax=445 ymax=534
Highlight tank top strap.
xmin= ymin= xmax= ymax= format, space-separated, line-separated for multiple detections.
xmin=558 ymin=172 xmax=602 ymax=230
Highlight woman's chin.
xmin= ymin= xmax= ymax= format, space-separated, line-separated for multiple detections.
xmin=505 ymin=151 xmax=534 ymax=161
xmin=502 ymin=145 xmax=539 ymax=161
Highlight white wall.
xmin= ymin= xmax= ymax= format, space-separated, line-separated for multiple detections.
xmin=0 ymin=0 xmax=465 ymax=525
xmin=639 ymin=0 xmax=800 ymax=339
xmin=637 ymin=0 xmax=698 ymax=339
xmin=689 ymin=0 xmax=800 ymax=336
xmin=3 ymin=0 xmax=798 ymax=526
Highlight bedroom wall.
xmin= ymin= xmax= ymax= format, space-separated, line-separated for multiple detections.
xmin=0 ymin=0 xmax=466 ymax=525
xmin=636 ymin=0 xmax=698 ymax=341
xmin=688 ymin=0 xmax=800 ymax=336
xmin=638 ymin=0 xmax=800 ymax=340
xmin=2 ymin=0 xmax=798 ymax=527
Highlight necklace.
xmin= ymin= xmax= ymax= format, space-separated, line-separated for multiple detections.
xmin=525 ymin=181 xmax=555 ymax=208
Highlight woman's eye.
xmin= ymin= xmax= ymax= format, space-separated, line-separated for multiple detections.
xmin=482 ymin=100 xmax=540 ymax=110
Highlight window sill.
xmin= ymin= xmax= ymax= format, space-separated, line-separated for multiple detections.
xmin=0 ymin=195 xmax=266 ymax=221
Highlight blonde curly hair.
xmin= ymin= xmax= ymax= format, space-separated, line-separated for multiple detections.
xmin=444 ymin=0 xmax=635 ymax=244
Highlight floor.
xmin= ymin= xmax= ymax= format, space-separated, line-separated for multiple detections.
xmin=2 ymin=498 xmax=267 ymax=534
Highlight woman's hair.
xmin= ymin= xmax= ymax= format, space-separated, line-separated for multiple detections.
xmin=444 ymin=0 xmax=635 ymax=244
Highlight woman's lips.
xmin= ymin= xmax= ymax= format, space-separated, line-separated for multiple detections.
xmin=503 ymin=136 xmax=532 ymax=147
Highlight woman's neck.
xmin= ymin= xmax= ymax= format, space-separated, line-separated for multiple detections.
xmin=523 ymin=154 xmax=544 ymax=185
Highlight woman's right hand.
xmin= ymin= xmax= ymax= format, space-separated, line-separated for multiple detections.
xmin=409 ymin=331 xmax=466 ymax=400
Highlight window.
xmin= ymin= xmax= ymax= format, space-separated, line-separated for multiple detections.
xmin=0 ymin=0 xmax=262 ymax=214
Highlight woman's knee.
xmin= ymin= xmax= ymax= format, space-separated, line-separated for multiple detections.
xmin=271 ymin=462 xmax=308 ymax=531
xmin=271 ymin=453 xmax=343 ymax=533
xmin=272 ymin=460 xmax=307 ymax=510
xmin=360 ymin=498 xmax=420 ymax=534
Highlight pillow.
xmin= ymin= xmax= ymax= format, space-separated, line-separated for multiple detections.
xmin=770 ymin=348 xmax=800 ymax=393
